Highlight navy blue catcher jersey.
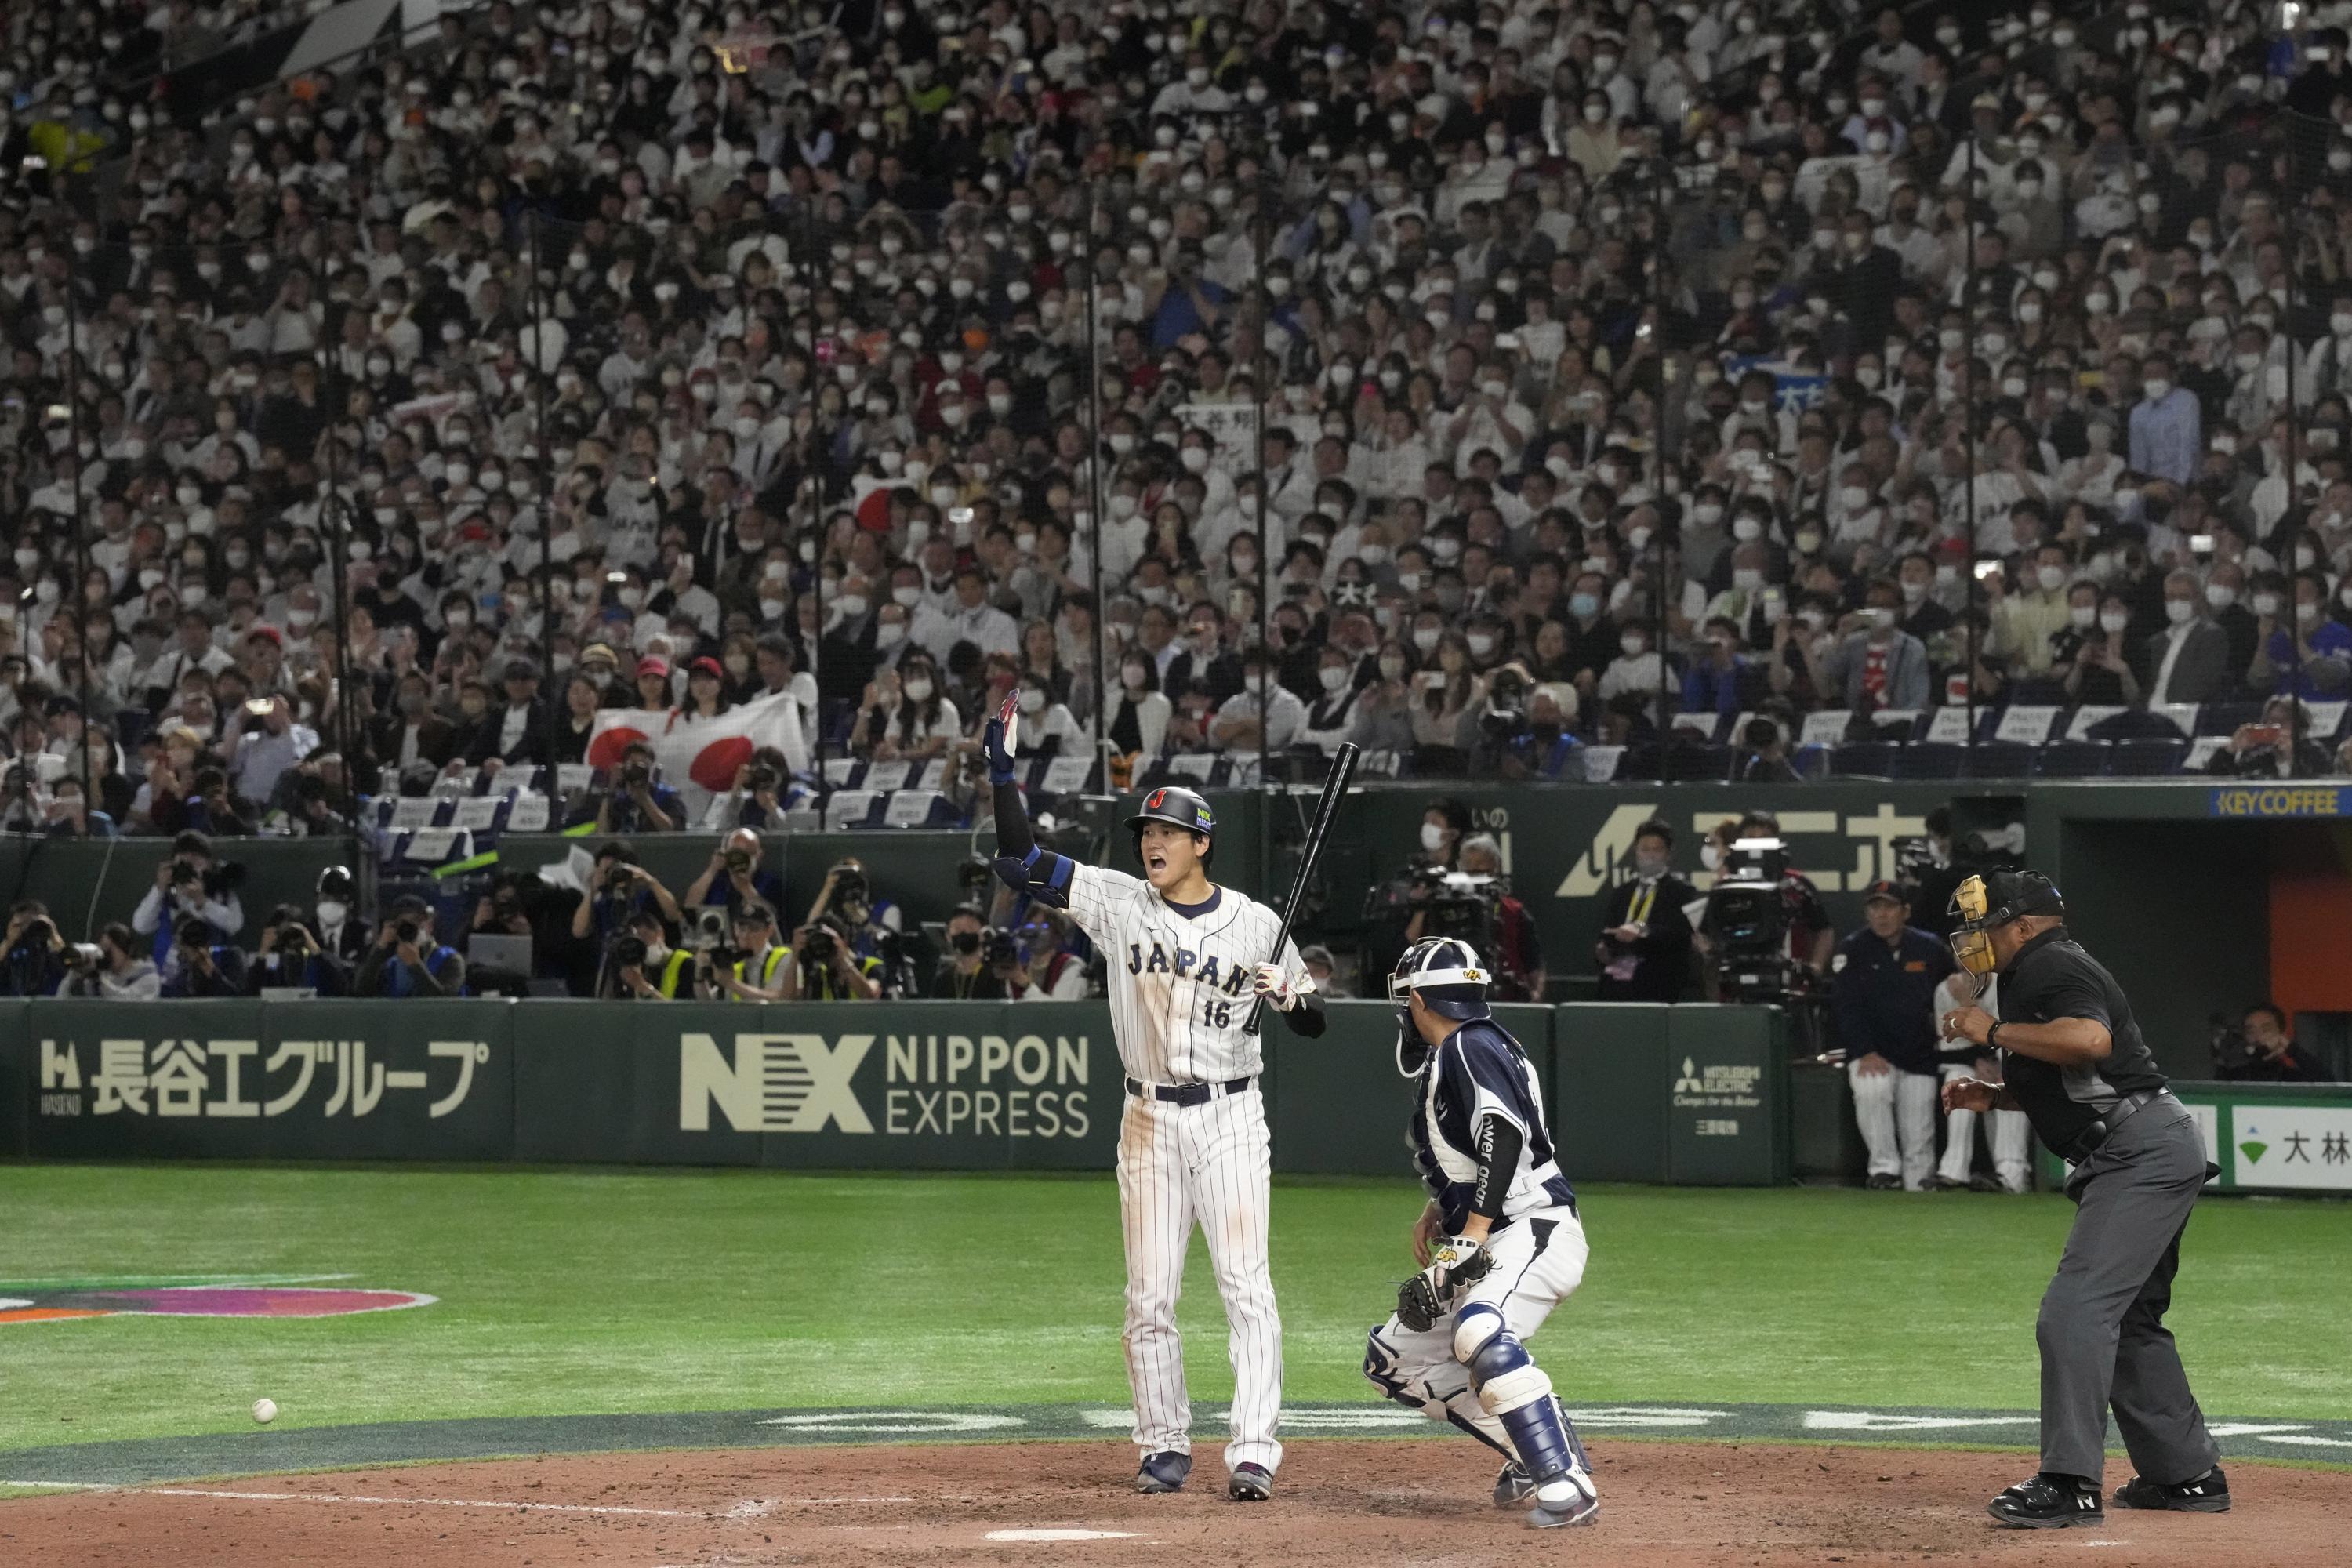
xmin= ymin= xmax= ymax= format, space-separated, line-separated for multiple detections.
xmin=1409 ymin=1018 xmax=1576 ymax=1233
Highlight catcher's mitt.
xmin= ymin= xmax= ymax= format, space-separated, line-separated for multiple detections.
xmin=1395 ymin=1235 xmax=1493 ymax=1332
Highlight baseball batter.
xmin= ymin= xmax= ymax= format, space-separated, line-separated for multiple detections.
xmin=1363 ymin=937 xmax=1600 ymax=1528
xmin=984 ymin=699 xmax=1327 ymax=1501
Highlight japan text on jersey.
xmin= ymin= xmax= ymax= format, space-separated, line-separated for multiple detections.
xmin=1410 ymin=1018 xmax=1576 ymax=1232
xmin=1065 ymin=864 xmax=1294 ymax=1084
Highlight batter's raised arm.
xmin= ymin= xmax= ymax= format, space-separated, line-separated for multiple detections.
xmin=984 ymin=696 xmax=1072 ymax=904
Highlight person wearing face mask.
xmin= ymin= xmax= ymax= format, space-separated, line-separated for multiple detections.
xmin=1299 ymin=647 xmax=1366 ymax=757
xmin=2143 ymin=570 xmax=2232 ymax=709
xmin=1593 ymin=818 xmax=1695 ymax=1003
xmin=1100 ymin=652 xmax=1172 ymax=785
xmin=2061 ymin=593 xmax=2143 ymax=709
xmin=1989 ymin=545 xmax=2079 ymax=676
xmin=2127 ymin=353 xmax=2201 ymax=485
xmin=1209 ymin=648 xmax=1310 ymax=753
xmin=2248 ymin=570 xmax=2352 ymax=699
xmin=1814 ymin=580 xmax=1932 ymax=712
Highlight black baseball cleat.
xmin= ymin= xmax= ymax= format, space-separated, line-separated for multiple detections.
xmin=1988 ymin=1473 xmax=2104 ymax=1528
xmin=1135 ymin=1450 xmax=1191 ymax=1494
xmin=1866 ymin=1173 xmax=1903 ymax=1190
xmin=1493 ymin=1460 xmax=1536 ymax=1508
xmin=1228 ymin=1462 xmax=1273 ymax=1501
xmin=2113 ymin=1466 xmax=2230 ymax=1513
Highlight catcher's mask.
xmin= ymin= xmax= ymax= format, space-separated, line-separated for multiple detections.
xmin=1947 ymin=869 xmax=2064 ymax=979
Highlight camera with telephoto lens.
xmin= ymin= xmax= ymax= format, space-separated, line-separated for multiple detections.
xmin=393 ymin=916 xmax=420 ymax=946
xmin=610 ymin=933 xmax=649 ymax=971
xmin=746 ymin=763 xmax=779 ymax=794
xmin=2209 ymin=1015 xmax=2262 ymax=1074
xmin=171 ymin=856 xmax=203 ymax=889
xmin=985 ymin=929 xmax=1021 ymax=971
xmin=275 ymin=921 xmax=312 ymax=953
xmin=690 ymin=907 xmax=740 ymax=968
xmin=64 ymin=941 xmax=103 ymax=970
xmin=622 ymin=760 xmax=652 ymax=789
xmin=172 ymin=913 xmax=212 ymax=951
xmin=603 ymin=862 xmax=637 ymax=898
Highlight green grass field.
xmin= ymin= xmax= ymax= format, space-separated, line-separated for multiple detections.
xmin=3 ymin=1165 xmax=2347 ymax=1456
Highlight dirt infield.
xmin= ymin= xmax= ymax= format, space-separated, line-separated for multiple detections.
xmin=3 ymin=1438 xmax=2343 ymax=1567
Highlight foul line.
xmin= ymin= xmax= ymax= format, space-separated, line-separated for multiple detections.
xmin=3 ymin=1486 xmax=913 ymax=1517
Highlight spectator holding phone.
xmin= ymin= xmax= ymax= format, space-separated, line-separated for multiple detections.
xmin=2205 ymin=696 xmax=2331 ymax=779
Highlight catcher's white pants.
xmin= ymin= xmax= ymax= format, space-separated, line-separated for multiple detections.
xmin=1849 ymin=1061 xmax=1940 ymax=1190
xmin=1938 ymin=1065 xmax=2033 ymax=1191
xmin=1116 ymin=1083 xmax=1281 ymax=1475
xmin=1365 ymin=1206 xmax=1588 ymax=1459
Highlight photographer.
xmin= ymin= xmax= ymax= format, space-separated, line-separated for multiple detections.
xmin=930 ymin=905 xmax=1016 ymax=1000
xmin=1595 ymin=819 xmax=1696 ymax=1002
xmin=1699 ymin=810 xmax=1833 ymax=980
xmin=162 ymin=913 xmax=249 ymax=999
xmin=612 ymin=906 xmax=695 ymax=1000
xmin=60 ymin=922 xmax=159 ymax=999
xmin=594 ymin=739 xmax=685 ymax=833
xmin=682 ymin=827 xmax=786 ymax=916
xmin=567 ymin=837 xmax=682 ymax=948
xmin=244 ymin=903 xmax=347 ymax=996
xmin=1 ymin=898 xmax=68 ymax=996
xmin=130 ymin=830 xmax=245 ymax=969
xmin=783 ymin=913 xmax=884 ymax=1000
xmin=804 ymin=857 xmax=909 ymax=995
xmin=1450 ymin=834 xmax=1544 ymax=1001
xmin=2218 ymin=1005 xmax=2333 ymax=1083
xmin=703 ymin=902 xmax=793 ymax=1000
xmin=354 ymin=896 xmax=467 ymax=999
xmin=699 ymin=747 xmax=793 ymax=831
xmin=978 ymin=907 xmax=1092 ymax=1001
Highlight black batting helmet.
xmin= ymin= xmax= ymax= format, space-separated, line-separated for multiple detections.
xmin=1127 ymin=785 xmax=1214 ymax=840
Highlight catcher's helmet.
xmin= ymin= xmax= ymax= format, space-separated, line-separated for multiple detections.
xmin=1389 ymin=936 xmax=1491 ymax=1076
xmin=1127 ymin=785 xmax=1214 ymax=840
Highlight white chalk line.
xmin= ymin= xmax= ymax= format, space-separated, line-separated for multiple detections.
xmin=3 ymin=1485 xmax=911 ymax=1518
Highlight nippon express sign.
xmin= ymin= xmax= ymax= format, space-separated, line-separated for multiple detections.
xmin=678 ymin=1029 xmax=1097 ymax=1142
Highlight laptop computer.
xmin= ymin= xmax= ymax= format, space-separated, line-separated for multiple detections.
xmin=467 ymin=934 xmax=535 ymax=977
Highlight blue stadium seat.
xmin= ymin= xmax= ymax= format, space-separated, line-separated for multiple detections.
xmin=1960 ymin=741 xmax=2038 ymax=779
xmin=2033 ymin=741 xmax=2111 ymax=778
xmin=1663 ymin=742 xmax=1732 ymax=782
xmin=1830 ymin=741 xmax=1902 ymax=778
xmin=1893 ymin=742 xmax=1965 ymax=779
xmin=2198 ymin=701 xmax=2259 ymax=736
xmin=2107 ymin=738 xmax=2188 ymax=776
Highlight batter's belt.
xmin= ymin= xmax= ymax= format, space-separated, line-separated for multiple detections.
xmin=1126 ymin=1075 xmax=1254 ymax=1107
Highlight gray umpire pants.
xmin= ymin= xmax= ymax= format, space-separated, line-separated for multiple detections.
xmin=2038 ymin=1103 xmax=2220 ymax=1485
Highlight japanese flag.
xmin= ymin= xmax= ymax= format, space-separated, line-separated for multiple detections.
xmin=587 ymin=688 xmax=811 ymax=798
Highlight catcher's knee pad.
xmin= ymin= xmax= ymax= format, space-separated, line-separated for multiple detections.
xmin=1363 ymin=1325 xmax=1445 ymax=1421
xmin=1452 ymin=1301 xmax=1504 ymax=1366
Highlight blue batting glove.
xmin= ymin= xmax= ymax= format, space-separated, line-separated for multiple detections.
xmin=982 ymin=692 xmax=1019 ymax=783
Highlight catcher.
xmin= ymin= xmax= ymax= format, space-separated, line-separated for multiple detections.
xmin=1361 ymin=937 xmax=1599 ymax=1529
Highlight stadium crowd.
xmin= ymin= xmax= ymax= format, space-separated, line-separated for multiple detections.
xmin=2 ymin=0 xmax=2352 ymax=838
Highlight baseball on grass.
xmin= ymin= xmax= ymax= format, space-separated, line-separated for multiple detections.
xmin=252 ymin=1398 xmax=278 ymax=1425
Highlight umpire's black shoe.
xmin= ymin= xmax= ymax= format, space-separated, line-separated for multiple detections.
xmin=1988 ymin=1473 xmax=2104 ymax=1529
xmin=1135 ymin=1451 xmax=1191 ymax=1494
xmin=1228 ymin=1462 xmax=1273 ymax=1501
xmin=2113 ymin=1466 xmax=2230 ymax=1513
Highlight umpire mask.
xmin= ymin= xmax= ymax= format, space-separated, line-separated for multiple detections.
xmin=1947 ymin=870 xmax=2063 ymax=982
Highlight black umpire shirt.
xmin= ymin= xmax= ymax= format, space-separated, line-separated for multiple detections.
xmin=1830 ymin=924 xmax=1953 ymax=1075
xmin=1994 ymin=926 xmax=2168 ymax=1156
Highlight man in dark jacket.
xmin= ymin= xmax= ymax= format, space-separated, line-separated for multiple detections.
xmin=1833 ymin=880 xmax=1955 ymax=1189
xmin=1594 ymin=819 xmax=1696 ymax=1001
xmin=466 ymin=657 xmax=553 ymax=771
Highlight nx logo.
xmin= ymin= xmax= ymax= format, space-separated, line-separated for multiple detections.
xmin=679 ymin=1033 xmax=877 ymax=1134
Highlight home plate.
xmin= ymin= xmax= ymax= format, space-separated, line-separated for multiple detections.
xmin=983 ymin=1528 xmax=1142 ymax=1542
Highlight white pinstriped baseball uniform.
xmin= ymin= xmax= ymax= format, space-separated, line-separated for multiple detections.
xmin=1065 ymin=862 xmax=1305 ymax=1475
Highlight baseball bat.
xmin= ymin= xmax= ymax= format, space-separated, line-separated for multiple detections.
xmin=1242 ymin=741 xmax=1361 ymax=1036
